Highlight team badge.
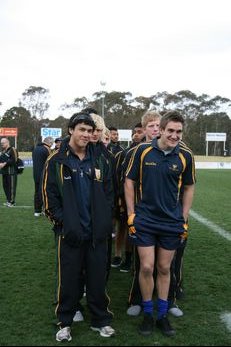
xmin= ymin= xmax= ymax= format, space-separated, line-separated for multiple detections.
xmin=95 ymin=168 xmax=101 ymax=180
xmin=170 ymin=164 xmax=179 ymax=172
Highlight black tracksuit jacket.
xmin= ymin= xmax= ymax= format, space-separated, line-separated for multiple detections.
xmin=42 ymin=139 xmax=114 ymax=247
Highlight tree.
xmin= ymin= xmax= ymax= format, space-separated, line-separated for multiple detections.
xmin=56 ymin=89 xmax=231 ymax=155
xmin=50 ymin=116 xmax=69 ymax=138
xmin=0 ymin=106 xmax=36 ymax=150
xmin=19 ymin=86 xmax=50 ymax=120
xmin=183 ymin=112 xmax=231 ymax=155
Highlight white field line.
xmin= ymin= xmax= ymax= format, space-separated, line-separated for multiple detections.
xmin=0 ymin=205 xmax=33 ymax=209
xmin=190 ymin=210 xmax=231 ymax=242
xmin=191 ymin=210 xmax=231 ymax=334
xmin=220 ymin=313 xmax=231 ymax=333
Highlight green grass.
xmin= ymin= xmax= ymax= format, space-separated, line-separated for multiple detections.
xmin=194 ymin=155 xmax=231 ymax=162
xmin=0 ymin=168 xmax=230 ymax=345
xmin=20 ymin=152 xmax=231 ymax=162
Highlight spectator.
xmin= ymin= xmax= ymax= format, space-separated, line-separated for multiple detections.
xmin=107 ymin=127 xmax=124 ymax=155
xmin=111 ymin=122 xmax=145 ymax=272
xmin=0 ymin=137 xmax=18 ymax=207
xmin=32 ymin=136 xmax=54 ymax=217
xmin=102 ymin=127 xmax=111 ymax=148
xmin=54 ymin=138 xmax=62 ymax=151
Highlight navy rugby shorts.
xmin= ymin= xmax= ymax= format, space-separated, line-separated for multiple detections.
xmin=129 ymin=228 xmax=183 ymax=250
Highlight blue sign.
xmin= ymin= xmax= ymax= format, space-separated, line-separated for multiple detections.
xmin=41 ymin=128 xmax=62 ymax=140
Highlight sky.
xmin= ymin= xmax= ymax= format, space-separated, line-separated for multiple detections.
xmin=0 ymin=0 xmax=231 ymax=119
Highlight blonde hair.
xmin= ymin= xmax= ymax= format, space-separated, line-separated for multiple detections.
xmin=90 ymin=113 xmax=106 ymax=131
xmin=102 ymin=127 xmax=110 ymax=138
xmin=141 ymin=110 xmax=161 ymax=128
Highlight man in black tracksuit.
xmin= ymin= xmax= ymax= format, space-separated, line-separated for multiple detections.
xmin=42 ymin=113 xmax=115 ymax=342
xmin=0 ymin=137 xmax=18 ymax=207
xmin=32 ymin=136 xmax=53 ymax=216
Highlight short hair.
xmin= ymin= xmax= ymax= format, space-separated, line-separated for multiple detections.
xmin=43 ymin=137 xmax=54 ymax=146
xmin=109 ymin=126 xmax=118 ymax=132
xmin=68 ymin=112 xmax=96 ymax=133
xmin=141 ymin=110 xmax=161 ymax=128
xmin=134 ymin=122 xmax=142 ymax=129
xmin=160 ymin=110 xmax=185 ymax=129
xmin=81 ymin=107 xmax=98 ymax=115
xmin=0 ymin=137 xmax=10 ymax=144
xmin=55 ymin=137 xmax=62 ymax=143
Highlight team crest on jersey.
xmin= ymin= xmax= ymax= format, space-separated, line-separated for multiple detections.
xmin=95 ymin=168 xmax=101 ymax=180
xmin=170 ymin=164 xmax=179 ymax=172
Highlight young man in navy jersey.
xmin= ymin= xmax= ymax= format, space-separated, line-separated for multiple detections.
xmin=124 ymin=111 xmax=195 ymax=337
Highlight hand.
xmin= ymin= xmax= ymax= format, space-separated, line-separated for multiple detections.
xmin=127 ymin=213 xmax=136 ymax=235
xmin=0 ymin=162 xmax=6 ymax=169
xmin=180 ymin=222 xmax=189 ymax=240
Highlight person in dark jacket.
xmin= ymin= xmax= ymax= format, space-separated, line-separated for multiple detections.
xmin=72 ymin=110 xmax=116 ymax=323
xmin=89 ymin=112 xmax=117 ymax=282
xmin=32 ymin=136 xmax=54 ymax=216
xmin=107 ymin=127 xmax=124 ymax=155
xmin=0 ymin=137 xmax=18 ymax=207
xmin=54 ymin=137 xmax=62 ymax=151
xmin=42 ymin=112 xmax=115 ymax=342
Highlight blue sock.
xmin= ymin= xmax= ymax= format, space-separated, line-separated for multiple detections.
xmin=168 ymin=299 xmax=174 ymax=309
xmin=157 ymin=298 xmax=168 ymax=320
xmin=142 ymin=300 xmax=153 ymax=316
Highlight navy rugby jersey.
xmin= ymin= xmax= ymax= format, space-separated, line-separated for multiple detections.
xmin=126 ymin=138 xmax=196 ymax=235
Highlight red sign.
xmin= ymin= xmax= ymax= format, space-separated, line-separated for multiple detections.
xmin=0 ymin=128 xmax=18 ymax=137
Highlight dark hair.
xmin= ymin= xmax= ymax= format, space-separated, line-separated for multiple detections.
xmin=81 ymin=107 xmax=98 ymax=115
xmin=68 ymin=113 xmax=96 ymax=133
xmin=160 ymin=111 xmax=185 ymax=129
xmin=109 ymin=126 xmax=118 ymax=131
xmin=55 ymin=138 xmax=62 ymax=143
xmin=134 ymin=122 xmax=142 ymax=129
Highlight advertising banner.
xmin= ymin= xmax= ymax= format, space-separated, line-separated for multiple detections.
xmin=0 ymin=128 xmax=18 ymax=137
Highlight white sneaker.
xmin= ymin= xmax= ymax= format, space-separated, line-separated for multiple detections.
xmin=34 ymin=212 xmax=42 ymax=217
xmin=56 ymin=326 xmax=72 ymax=342
xmin=73 ymin=310 xmax=84 ymax=322
xmin=168 ymin=304 xmax=184 ymax=317
xmin=127 ymin=304 xmax=142 ymax=316
xmin=3 ymin=202 xmax=15 ymax=207
xmin=91 ymin=325 xmax=115 ymax=337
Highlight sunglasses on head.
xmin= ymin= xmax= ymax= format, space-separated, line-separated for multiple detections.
xmin=70 ymin=113 xmax=95 ymax=128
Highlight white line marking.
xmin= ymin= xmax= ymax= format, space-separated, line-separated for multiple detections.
xmin=220 ymin=312 xmax=231 ymax=333
xmin=0 ymin=205 xmax=33 ymax=209
xmin=190 ymin=210 xmax=231 ymax=242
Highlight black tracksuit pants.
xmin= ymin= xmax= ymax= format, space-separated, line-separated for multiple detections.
xmin=128 ymin=246 xmax=142 ymax=306
xmin=168 ymin=239 xmax=187 ymax=303
xmin=56 ymin=237 xmax=113 ymax=328
xmin=34 ymin=180 xmax=43 ymax=213
xmin=2 ymin=174 xmax=17 ymax=204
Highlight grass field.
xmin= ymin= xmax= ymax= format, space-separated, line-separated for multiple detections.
xmin=0 ymin=168 xmax=230 ymax=346
xmin=194 ymin=155 xmax=231 ymax=162
xmin=19 ymin=152 xmax=231 ymax=162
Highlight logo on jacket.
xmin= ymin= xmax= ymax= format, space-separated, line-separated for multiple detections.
xmin=64 ymin=176 xmax=71 ymax=180
xmin=95 ymin=169 xmax=101 ymax=180
xmin=145 ymin=162 xmax=157 ymax=166
xmin=169 ymin=164 xmax=179 ymax=172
